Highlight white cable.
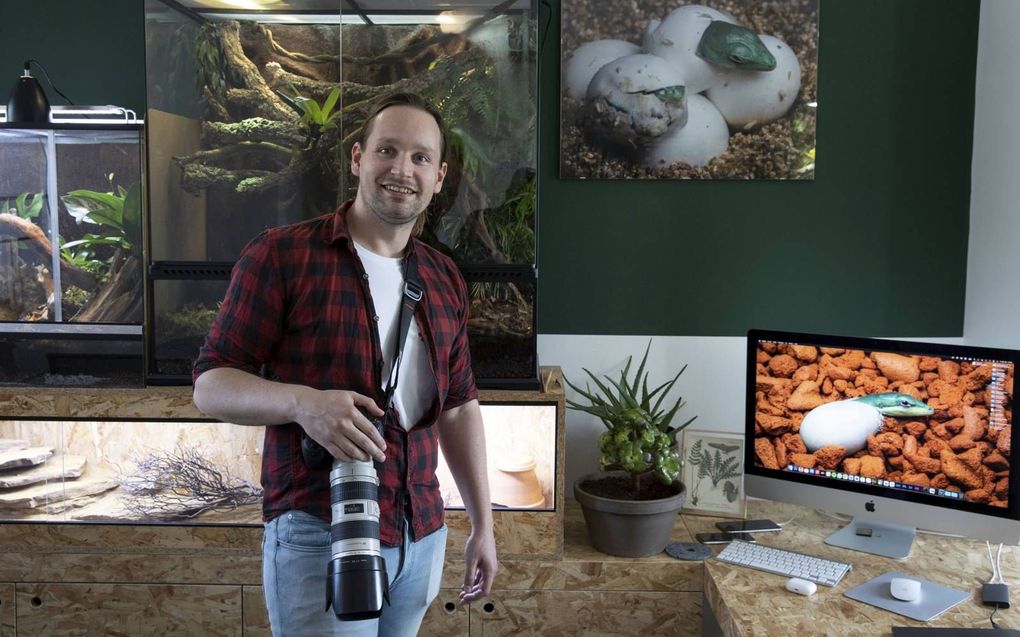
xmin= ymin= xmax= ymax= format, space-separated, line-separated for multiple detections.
xmin=997 ymin=543 xmax=1007 ymax=585
xmin=987 ymin=541 xmax=1003 ymax=584
xmin=815 ymin=509 xmax=852 ymax=523
xmin=776 ymin=512 xmax=801 ymax=527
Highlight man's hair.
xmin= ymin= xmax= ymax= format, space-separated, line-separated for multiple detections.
xmin=359 ymin=92 xmax=448 ymax=164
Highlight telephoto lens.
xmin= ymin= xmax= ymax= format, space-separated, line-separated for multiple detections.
xmin=324 ymin=418 xmax=390 ymax=620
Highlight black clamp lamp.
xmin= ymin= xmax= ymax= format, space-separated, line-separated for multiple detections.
xmin=6 ymin=60 xmax=50 ymax=124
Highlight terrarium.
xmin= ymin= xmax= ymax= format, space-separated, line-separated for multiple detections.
xmin=143 ymin=0 xmax=539 ymax=387
xmin=0 ymin=116 xmax=145 ymax=387
xmin=0 ymin=402 xmax=554 ymax=523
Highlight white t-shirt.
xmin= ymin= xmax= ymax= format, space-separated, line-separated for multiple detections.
xmin=353 ymin=240 xmax=436 ymax=431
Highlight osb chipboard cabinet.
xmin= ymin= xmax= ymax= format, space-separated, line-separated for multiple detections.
xmin=0 ymin=369 xmax=569 ymax=635
xmin=421 ymin=501 xmax=703 ymax=636
xmin=0 ymin=369 xmax=703 ymax=635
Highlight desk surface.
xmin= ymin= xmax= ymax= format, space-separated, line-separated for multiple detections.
xmin=696 ymin=499 xmax=1019 ymax=637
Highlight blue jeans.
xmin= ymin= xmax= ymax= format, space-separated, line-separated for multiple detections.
xmin=263 ymin=510 xmax=447 ymax=637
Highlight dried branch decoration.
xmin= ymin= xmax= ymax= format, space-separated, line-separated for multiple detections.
xmin=122 ymin=445 xmax=261 ymax=520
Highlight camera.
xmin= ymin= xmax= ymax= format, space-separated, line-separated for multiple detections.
xmin=300 ymin=412 xmax=390 ymax=621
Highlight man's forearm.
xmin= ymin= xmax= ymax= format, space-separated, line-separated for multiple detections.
xmin=193 ymin=367 xmax=307 ymax=426
xmin=437 ymin=400 xmax=493 ymax=532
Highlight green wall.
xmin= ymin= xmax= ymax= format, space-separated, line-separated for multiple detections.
xmin=0 ymin=0 xmax=145 ymax=114
xmin=538 ymin=0 xmax=977 ymax=337
xmin=0 ymin=0 xmax=979 ymax=338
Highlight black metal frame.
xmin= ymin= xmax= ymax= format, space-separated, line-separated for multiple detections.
xmin=144 ymin=261 xmax=234 ymax=386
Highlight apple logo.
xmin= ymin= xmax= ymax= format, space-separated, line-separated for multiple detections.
xmin=865 ymin=500 xmax=876 ymax=513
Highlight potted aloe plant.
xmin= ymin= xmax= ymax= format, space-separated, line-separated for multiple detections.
xmin=565 ymin=341 xmax=696 ymax=557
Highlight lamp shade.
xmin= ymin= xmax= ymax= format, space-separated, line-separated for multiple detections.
xmin=7 ymin=74 xmax=50 ymax=124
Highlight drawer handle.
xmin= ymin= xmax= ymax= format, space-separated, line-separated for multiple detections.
xmin=31 ymin=597 xmax=42 ymax=607
xmin=483 ymin=602 xmax=495 ymax=614
xmin=444 ymin=601 xmax=456 ymax=613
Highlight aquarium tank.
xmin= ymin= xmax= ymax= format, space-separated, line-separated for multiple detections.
xmin=143 ymin=0 xmax=539 ymax=387
xmin=0 ymin=112 xmax=145 ymax=387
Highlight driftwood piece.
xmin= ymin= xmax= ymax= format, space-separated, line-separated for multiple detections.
xmin=122 ymin=445 xmax=261 ymax=519
xmin=179 ymin=141 xmax=294 ymax=168
xmin=74 ymin=254 xmax=141 ymax=323
xmin=179 ymin=164 xmax=275 ymax=193
xmin=223 ymin=87 xmax=295 ymax=121
xmin=202 ymin=85 xmax=231 ymax=122
xmin=0 ymin=454 xmax=86 ymax=489
xmin=0 ymin=446 xmax=53 ymax=471
xmin=218 ymin=22 xmax=295 ymax=121
xmin=246 ymin=23 xmax=338 ymax=66
xmin=0 ymin=213 xmax=98 ymax=290
xmin=202 ymin=118 xmax=304 ymax=148
xmin=265 ymin=61 xmax=384 ymax=106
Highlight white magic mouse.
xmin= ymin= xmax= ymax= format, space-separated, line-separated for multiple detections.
xmin=785 ymin=577 xmax=817 ymax=596
xmin=890 ymin=577 xmax=922 ymax=602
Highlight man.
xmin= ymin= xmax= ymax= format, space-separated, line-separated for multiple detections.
xmin=193 ymin=92 xmax=497 ymax=636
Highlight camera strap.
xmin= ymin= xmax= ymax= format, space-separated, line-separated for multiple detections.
xmin=380 ymin=249 xmax=424 ymax=415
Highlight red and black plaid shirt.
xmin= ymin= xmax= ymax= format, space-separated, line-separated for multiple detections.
xmin=193 ymin=202 xmax=477 ymax=545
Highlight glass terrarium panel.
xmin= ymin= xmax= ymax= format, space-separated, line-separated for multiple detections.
xmin=144 ymin=1 xmax=537 ymax=266
xmin=338 ymin=1 xmax=538 ymax=266
xmin=0 ymin=128 xmax=143 ymax=324
xmin=0 ymin=402 xmax=551 ymax=523
xmin=437 ymin=403 xmax=556 ymax=510
xmin=144 ymin=0 xmax=207 ymax=263
xmin=151 ymin=277 xmax=229 ymax=377
xmin=0 ymin=329 xmax=142 ymax=388
xmin=0 ymin=419 xmax=262 ymax=524
xmin=0 ymin=130 xmax=47 ymax=322
xmin=466 ymin=274 xmax=536 ymax=387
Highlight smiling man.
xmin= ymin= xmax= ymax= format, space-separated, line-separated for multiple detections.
xmin=193 ymin=93 xmax=496 ymax=636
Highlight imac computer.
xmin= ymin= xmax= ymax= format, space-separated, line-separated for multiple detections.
xmin=745 ymin=329 xmax=1020 ymax=559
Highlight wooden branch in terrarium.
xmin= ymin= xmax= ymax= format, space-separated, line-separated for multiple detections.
xmin=223 ymin=87 xmax=294 ymax=122
xmin=120 ymin=445 xmax=261 ymax=520
xmin=202 ymin=85 xmax=231 ymax=122
xmin=202 ymin=118 xmax=303 ymax=148
xmin=216 ymin=21 xmax=293 ymax=121
xmin=73 ymin=252 xmax=141 ymax=323
xmin=0 ymin=213 xmax=98 ymax=290
xmin=265 ymin=62 xmax=385 ymax=107
xmin=183 ymin=50 xmax=486 ymax=198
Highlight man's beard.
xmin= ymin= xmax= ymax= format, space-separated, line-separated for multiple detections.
xmin=364 ymin=188 xmax=425 ymax=227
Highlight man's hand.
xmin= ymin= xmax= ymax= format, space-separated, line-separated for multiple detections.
xmin=459 ymin=528 xmax=497 ymax=604
xmin=292 ymin=387 xmax=386 ymax=462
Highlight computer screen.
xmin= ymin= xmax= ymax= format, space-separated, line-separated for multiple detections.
xmin=744 ymin=329 xmax=1020 ymax=557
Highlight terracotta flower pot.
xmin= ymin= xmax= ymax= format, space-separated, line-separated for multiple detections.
xmin=573 ymin=470 xmax=686 ymax=557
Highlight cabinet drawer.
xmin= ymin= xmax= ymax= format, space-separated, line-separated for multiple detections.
xmin=471 ymin=590 xmax=700 ymax=636
xmin=16 ymin=583 xmax=242 ymax=636
xmin=421 ymin=588 xmax=470 ymax=636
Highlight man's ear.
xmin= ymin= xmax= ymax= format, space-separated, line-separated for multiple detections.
xmin=351 ymin=142 xmax=363 ymax=176
xmin=434 ymin=161 xmax=448 ymax=194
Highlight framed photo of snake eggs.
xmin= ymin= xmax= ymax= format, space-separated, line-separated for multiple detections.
xmin=560 ymin=0 xmax=819 ymax=180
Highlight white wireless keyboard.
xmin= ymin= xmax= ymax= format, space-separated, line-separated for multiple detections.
xmin=715 ymin=539 xmax=852 ymax=587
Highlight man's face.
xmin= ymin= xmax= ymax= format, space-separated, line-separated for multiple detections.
xmin=351 ymin=105 xmax=447 ymax=228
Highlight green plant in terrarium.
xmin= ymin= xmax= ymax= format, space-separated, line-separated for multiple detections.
xmin=59 ymin=175 xmax=141 ymax=275
xmin=1 ymin=191 xmax=45 ymax=220
xmin=158 ymin=303 xmax=220 ymax=340
xmin=565 ymin=341 xmax=696 ymax=490
xmin=487 ymin=175 xmax=535 ymax=264
xmin=280 ymin=86 xmax=341 ymax=135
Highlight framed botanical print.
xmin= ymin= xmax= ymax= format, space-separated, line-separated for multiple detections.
xmin=681 ymin=429 xmax=746 ymax=518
